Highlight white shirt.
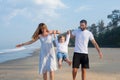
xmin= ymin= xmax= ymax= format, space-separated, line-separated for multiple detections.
xmin=72 ymin=29 xmax=94 ymax=54
xmin=55 ymin=34 xmax=70 ymax=53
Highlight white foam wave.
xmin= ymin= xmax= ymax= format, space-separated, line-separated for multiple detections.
xmin=0 ymin=47 xmax=26 ymax=54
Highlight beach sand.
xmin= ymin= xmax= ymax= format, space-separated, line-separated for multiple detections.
xmin=0 ymin=48 xmax=120 ymax=80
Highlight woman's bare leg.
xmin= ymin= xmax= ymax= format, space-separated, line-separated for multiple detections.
xmin=49 ymin=71 xmax=54 ymax=80
xmin=43 ymin=72 xmax=47 ymax=80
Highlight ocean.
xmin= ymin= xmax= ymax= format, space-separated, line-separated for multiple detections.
xmin=0 ymin=47 xmax=39 ymax=63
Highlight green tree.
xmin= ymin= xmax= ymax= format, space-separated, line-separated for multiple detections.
xmin=89 ymin=24 xmax=97 ymax=36
xmin=97 ymin=20 xmax=105 ymax=33
xmin=107 ymin=10 xmax=120 ymax=27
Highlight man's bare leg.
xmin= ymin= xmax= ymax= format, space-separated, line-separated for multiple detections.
xmin=81 ymin=68 xmax=86 ymax=80
xmin=72 ymin=68 xmax=78 ymax=80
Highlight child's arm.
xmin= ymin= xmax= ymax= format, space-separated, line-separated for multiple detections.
xmin=16 ymin=38 xmax=38 ymax=47
xmin=70 ymin=30 xmax=75 ymax=38
xmin=54 ymin=31 xmax=58 ymax=45
xmin=65 ymin=30 xmax=70 ymax=44
xmin=53 ymin=30 xmax=56 ymax=38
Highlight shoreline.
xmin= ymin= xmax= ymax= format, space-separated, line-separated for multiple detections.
xmin=0 ymin=49 xmax=40 ymax=80
xmin=0 ymin=48 xmax=40 ymax=64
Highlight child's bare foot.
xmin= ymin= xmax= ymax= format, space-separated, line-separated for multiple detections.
xmin=58 ymin=64 xmax=62 ymax=69
xmin=68 ymin=61 xmax=72 ymax=66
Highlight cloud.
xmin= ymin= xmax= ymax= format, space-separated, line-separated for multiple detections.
xmin=4 ymin=8 xmax=29 ymax=21
xmin=1 ymin=0 xmax=67 ymax=24
xmin=34 ymin=0 xmax=66 ymax=9
xmin=75 ymin=5 xmax=92 ymax=13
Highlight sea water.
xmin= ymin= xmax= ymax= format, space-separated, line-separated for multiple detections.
xmin=0 ymin=47 xmax=38 ymax=63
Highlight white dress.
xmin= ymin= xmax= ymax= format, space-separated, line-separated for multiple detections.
xmin=39 ymin=34 xmax=57 ymax=74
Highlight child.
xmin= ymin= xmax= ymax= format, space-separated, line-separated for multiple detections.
xmin=16 ymin=23 xmax=60 ymax=80
xmin=54 ymin=30 xmax=72 ymax=69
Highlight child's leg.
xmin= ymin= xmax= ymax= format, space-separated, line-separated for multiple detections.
xmin=43 ymin=72 xmax=47 ymax=80
xmin=57 ymin=52 xmax=63 ymax=69
xmin=49 ymin=71 xmax=54 ymax=80
xmin=63 ymin=53 xmax=72 ymax=66
xmin=58 ymin=58 xmax=62 ymax=69
xmin=65 ymin=58 xmax=72 ymax=66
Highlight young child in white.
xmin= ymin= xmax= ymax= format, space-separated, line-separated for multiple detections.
xmin=54 ymin=31 xmax=72 ymax=69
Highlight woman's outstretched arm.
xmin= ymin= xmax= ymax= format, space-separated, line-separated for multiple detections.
xmin=16 ymin=38 xmax=38 ymax=47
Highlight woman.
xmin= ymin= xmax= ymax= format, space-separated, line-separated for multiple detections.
xmin=16 ymin=23 xmax=60 ymax=80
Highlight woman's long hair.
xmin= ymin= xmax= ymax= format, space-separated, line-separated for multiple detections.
xmin=32 ymin=23 xmax=49 ymax=40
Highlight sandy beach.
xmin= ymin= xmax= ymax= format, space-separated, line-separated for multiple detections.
xmin=0 ymin=48 xmax=120 ymax=80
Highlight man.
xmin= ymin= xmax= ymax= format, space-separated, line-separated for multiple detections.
xmin=71 ymin=19 xmax=103 ymax=80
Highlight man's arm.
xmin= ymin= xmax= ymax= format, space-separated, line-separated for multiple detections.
xmin=91 ymin=39 xmax=103 ymax=59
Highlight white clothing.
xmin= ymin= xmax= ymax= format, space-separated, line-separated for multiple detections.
xmin=72 ymin=29 xmax=94 ymax=54
xmin=39 ymin=34 xmax=57 ymax=74
xmin=55 ymin=34 xmax=70 ymax=54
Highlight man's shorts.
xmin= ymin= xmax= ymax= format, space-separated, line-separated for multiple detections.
xmin=72 ymin=52 xmax=89 ymax=69
xmin=57 ymin=52 xmax=68 ymax=61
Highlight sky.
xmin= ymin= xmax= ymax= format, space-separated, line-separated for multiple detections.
xmin=0 ymin=0 xmax=120 ymax=49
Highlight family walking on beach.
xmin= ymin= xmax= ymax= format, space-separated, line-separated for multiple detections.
xmin=16 ymin=19 xmax=103 ymax=80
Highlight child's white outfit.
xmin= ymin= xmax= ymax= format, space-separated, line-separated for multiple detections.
xmin=55 ymin=34 xmax=70 ymax=60
xmin=39 ymin=34 xmax=57 ymax=74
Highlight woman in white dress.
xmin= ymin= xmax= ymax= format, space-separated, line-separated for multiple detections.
xmin=16 ymin=23 xmax=60 ymax=80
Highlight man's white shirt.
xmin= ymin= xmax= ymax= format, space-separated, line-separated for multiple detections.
xmin=72 ymin=29 xmax=94 ymax=54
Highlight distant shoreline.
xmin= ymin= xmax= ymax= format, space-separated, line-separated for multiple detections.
xmin=0 ymin=48 xmax=40 ymax=64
